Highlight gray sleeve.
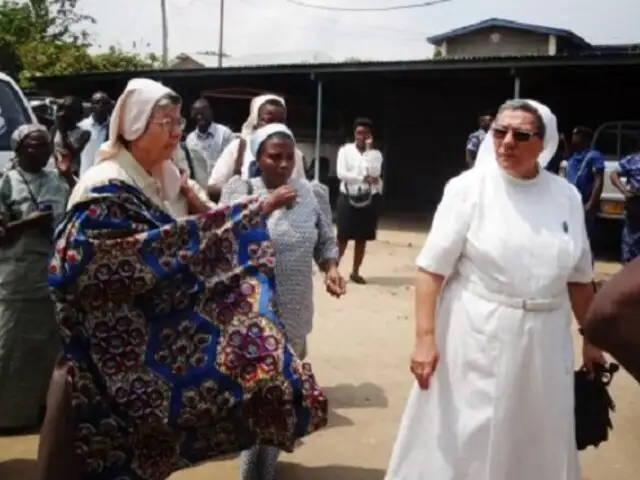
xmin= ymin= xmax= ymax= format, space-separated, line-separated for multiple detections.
xmin=219 ymin=176 xmax=249 ymax=205
xmin=311 ymin=181 xmax=338 ymax=265
xmin=0 ymin=173 xmax=12 ymax=217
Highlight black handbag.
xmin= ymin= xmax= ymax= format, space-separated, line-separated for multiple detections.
xmin=574 ymin=362 xmax=619 ymax=451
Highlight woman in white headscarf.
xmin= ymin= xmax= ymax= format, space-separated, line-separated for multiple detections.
xmin=206 ymin=94 xmax=305 ymax=201
xmin=40 ymin=79 xmax=329 ymax=480
xmin=0 ymin=124 xmax=71 ymax=434
xmin=221 ymin=122 xmax=345 ymax=480
xmin=385 ymin=99 xmax=605 ymax=480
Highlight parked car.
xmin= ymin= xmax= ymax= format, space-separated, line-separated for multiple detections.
xmin=0 ymin=73 xmax=38 ymax=170
xmin=593 ymin=121 xmax=640 ymax=222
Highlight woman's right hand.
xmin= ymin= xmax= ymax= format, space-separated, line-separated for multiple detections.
xmin=410 ymin=334 xmax=439 ymax=390
xmin=261 ymin=186 xmax=297 ymax=215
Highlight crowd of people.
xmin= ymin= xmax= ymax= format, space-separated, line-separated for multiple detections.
xmin=0 ymin=78 xmax=385 ymax=480
xmin=0 ymin=76 xmax=637 ymax=479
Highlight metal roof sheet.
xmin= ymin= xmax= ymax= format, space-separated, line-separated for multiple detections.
xmin=29 ymin=51 xmax=640 ymax=84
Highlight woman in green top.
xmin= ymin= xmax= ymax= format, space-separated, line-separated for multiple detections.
xmin=0 ymin=124 xmax=74 ymax=433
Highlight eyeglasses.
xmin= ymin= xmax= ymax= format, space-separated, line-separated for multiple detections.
xmin=492 ymin=126 xmax=540 ymax=142
xmin=150 ymin=117 xmax=186 ymax=132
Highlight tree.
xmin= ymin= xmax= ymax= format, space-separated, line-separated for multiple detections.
xmin=0 ymin=0 xmax=159 ymax=87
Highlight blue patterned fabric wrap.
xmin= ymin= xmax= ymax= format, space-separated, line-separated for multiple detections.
xmin=619 ymin=154 xmax=640 ymax=263
xmin=47 ymin=180 xmax=328 ymax=480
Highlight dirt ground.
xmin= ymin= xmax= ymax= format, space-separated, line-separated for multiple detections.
xmin=1 ymin=222 xmax=639 ymax=480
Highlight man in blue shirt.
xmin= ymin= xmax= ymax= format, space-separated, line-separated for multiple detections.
xmin=465 ymin=113 xmax=493 ymax=168
xmin=565 ymin=126 xmax=605 ymax=250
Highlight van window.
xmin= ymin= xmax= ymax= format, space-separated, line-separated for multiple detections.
xmin=619 ymin=126 xmax=640 ymax=158
xmin=0 ymin=80 xmax=31 ymax=151
xmin=593 ymin=124 xmax=619 ymax=158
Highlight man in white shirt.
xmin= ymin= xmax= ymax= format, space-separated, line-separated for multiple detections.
xmin=185 ymin=98 xmax=234 ymax=176
xmin=206 ymin=95 xmax=305 ymax=201
xmin=77 ymin=91 xmax=111 ymax=177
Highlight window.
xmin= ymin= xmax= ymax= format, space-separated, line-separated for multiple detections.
xmin=619 ymin=126 xmax=640 ymax=158
xmin=0 ymin=80 xmax=30 ymax=151
xmin=592 ymin=122 xmax=640 ymax=160
xmin=592 ymin=125 xmax=619 ymax=158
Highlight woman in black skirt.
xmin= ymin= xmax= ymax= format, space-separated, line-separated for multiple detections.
xmin=336 ymin=117 xmax=383 ymax=284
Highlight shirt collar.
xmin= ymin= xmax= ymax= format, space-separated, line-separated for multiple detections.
xmin=195 ymin=123 xmax=216 ymax=139
xmin=86 ymin=115 xmax=109 ymax=128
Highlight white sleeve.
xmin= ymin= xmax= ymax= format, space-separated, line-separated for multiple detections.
xmin=336 ymin=146 xmax=362 ymax=184
xmin=208 ymin=139 xmax=239 ymax=186
xmin=568 ymin=189 xmax=594 ymax=283
xmin=364 ymin=150 xmax=383 ymax=177
xmin=415 ymin=174 xmax=475 ymax=277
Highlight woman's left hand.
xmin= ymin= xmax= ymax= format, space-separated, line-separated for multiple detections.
xmin=324 ymin=267 xmax=346 ymax=298
xmin=582 ymin=339 xmax=606 ymax=372
xmin=180 ymin=172 xmax=210 ymax=214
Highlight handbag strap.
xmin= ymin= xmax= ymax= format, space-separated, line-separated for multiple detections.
xmin=179 ymin=142 xmax=196 ymax=180
xmin=15 ymin=167 xmax=41 ymax=210
xmin=233 ymin=137 xmax=247 ymax=176
xmin=245 ymin=179 xmax=254 ymax=196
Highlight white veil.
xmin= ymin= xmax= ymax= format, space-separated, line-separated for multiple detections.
xmin=474 ymin=99 xmax=559 ymax=171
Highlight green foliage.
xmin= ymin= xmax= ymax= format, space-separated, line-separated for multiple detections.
xmin=0 ymin=0 xmax=158 ymax=87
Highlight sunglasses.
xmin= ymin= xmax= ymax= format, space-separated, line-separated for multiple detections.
xmin=492 ymin=126 xmax=540 ymax=142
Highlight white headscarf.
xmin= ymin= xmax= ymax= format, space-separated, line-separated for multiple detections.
xmin=474 ymin=99 xmax=559 ymax=171
xmin=96 ymin=78 xmax=182 ymax=200
xmin=249 ymin=123 xmax=295 ymax=158
xmin=240 ymin=94 xmax=285 ymax=137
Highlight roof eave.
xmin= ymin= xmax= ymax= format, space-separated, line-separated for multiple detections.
xmin=28 ymin=53 xmax=640 ymax=85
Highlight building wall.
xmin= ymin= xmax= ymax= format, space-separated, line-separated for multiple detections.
xmin=444 ymin=28 xmax=550 ymax=57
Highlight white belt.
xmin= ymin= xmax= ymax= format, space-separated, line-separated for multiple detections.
xmin=462 ymin=279 xmax=564 ymax=312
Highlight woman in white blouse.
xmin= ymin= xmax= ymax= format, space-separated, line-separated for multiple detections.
xmin=335 ymin=117 xmax=383 ymax=284
xmin=385 ymin=100 xmax=605 ymax=480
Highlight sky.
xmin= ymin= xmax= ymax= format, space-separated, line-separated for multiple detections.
xmin=81 ymin=0 xmax=640 ymax=61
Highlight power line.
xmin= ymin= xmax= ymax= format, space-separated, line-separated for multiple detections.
xmin=234 ymin=0 xmax=427 ymax=43
xmin=282 ymin=0 xmax=453 ymax=12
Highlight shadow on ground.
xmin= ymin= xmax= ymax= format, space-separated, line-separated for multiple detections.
xmin=324 ymin=383 xmax=388 ymax=409
xmin=0 ymin=459 xmax=37 ymax=479
xmin=365 ymin=276 xmax=414 ymax=288
xmin=278 ymin=462 xmax=385 ymax=479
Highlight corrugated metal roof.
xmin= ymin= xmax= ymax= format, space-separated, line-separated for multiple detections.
xmin=30 ymin=51 xmax=640 ymax=83
xmin=426 ymin=18 xmax=591 ymax=48
xmin=170 ymin=50 xmax=336 ymax=68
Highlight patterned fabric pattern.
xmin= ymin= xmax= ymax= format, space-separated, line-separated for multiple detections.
xmin=619 ymin=154 xmax=640 ymax=263
xmin=47 ymin=181 xmax=328 ymax=480
xmin=221 ymin=177 xmax=338 ymax=348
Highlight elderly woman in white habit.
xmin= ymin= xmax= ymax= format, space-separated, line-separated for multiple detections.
xmin=206 ymin=94 xmax=306 ymax=202
xmin=385 ymin=99 xmax=606 ymax=480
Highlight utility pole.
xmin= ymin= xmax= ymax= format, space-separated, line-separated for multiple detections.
xmin=217 ymin=0 xmax=224 ymax=67
xmin=161 ymin=0 xmax=169 ymax=67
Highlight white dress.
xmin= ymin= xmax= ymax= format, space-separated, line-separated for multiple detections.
xmin=385 ymin=165 xmax=593 ymax=480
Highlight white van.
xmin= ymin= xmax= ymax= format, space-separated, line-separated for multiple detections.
xmin=0 ymin=72 xmax=38 ymax=170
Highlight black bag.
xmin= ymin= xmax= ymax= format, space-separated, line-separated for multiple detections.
xmin=574 ymin=362 xmax=619 ymax=451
